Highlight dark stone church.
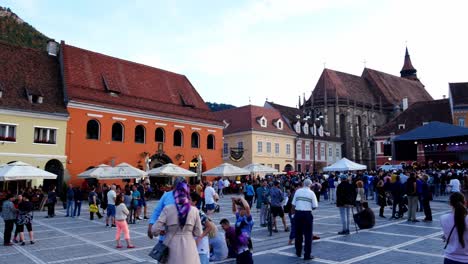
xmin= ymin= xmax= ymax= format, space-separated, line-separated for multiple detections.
xmin=302 ymin=48 xmax=433 ymax=169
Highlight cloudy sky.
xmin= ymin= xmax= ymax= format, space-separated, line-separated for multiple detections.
xmin=4 ymin=0 xmax=468 ymax=107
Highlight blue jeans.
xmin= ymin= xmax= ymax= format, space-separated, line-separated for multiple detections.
xmin=339 ymin=207 xmax=350 ymax=232
xmin=199 ymin=253 xmax=209 ymax=264
xmin=66 ymin=200 xmax=74 ymax=216
xmin=74 ymin=201 xmax=82 ymax=216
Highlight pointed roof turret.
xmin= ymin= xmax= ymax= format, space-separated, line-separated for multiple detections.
xmin=400 ymin=47 xmax=418 ymax=80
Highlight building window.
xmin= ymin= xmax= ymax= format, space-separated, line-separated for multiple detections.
xmin=257 ymin=141 xmax=263 ymax=153
xmin=155 ymin=127 xmax=165 ymax=142
xmin=174 ymin=130 xmax=183 ymax=146
xmin=191 ymin=132 xmax=200 ymax=148
xmin=328 ymin=146 xmax=332 ymax=157
xmin=305 ymin=143 xmax=310 ymax=156
xmin=86 ymin=120 xmax=100 ymax=140
xmin=303 ymin=124 xmax=309 ymax=135
xmin=277 ymin=120 xmax=283 ymax=129
xmin=259 ymin=117 xmax=267 ymax=127
xmin=266 ymin=142 xmax=272 ymax=153
xmin=274 ymin=164 xmax=280 ymax=170
xmin=0 ymin=124 xmax=16 ymax=142
xmin=237 ymin=141 xmax=244 ymax=149
xmin=320 ymin=145 xmax=325 ymax=159
xmin=207 ymin=134 xmax=215 ymax=150
xmin=297 ymin=164 xmax=302 ymax=172
xmin=336 ymin=148 xmax=340 ymax=158
xmin=223 ymin=143 xmax=229 ymax=156
xmin=286 ymin=144 xmax=291 ymax=155
xmin=111 ymin=122 xmax=124 ymax=142
xmin=275 ymin=143 xmax=280 ymax=155
xmin=135 ymin=125 xmax=145 ymax=143
xmin=34 ymin=127 xmax=57 ymax=144
xmin=296 ymin=143 xmax=302 ymax=156
xmin=458 ymin=118 xmax=465 ymax=127
xmin=398 ymin=124 xmax=405 ymax=130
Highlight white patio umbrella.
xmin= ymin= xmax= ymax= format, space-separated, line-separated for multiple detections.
xmin=148 ymin=163 xmax=197 ymax=177
xmin=0 ymin=161 xmax=57 ymax=181
xmin=323 ymin=158 xmax=367 ymax=172
xmin=109 ymin=162 xmax=148 ymax=179
xmin=202 ymin=163 xmax=250 ymax=177
xmin=77 ymin=164 xmax=112 ymax=179
xmin=243 ymin=163 xmax=278 ymax=174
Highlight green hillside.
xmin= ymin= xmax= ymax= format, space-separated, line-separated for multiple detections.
xmin=0 ymin=6 xmax=50 ymax=49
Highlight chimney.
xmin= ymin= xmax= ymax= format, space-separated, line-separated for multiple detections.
xmin=402 ymin=97 xmax=408 ymax=111
xmin=46 ymin=40 xmax=59 ymax=56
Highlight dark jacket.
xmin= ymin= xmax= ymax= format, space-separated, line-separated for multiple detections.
xmin=336 ymin=181 xmax=356 ymax=207
xmin=391 ymin=181 xmax=404 ymax=202
xmin=74 ymin=188 xmax=83 ymax=202
xmin=354 ymin=208 xmax=375 ymax=229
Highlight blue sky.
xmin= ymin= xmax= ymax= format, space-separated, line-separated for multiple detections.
xmin=3 ymin=0 xmax=468 ymax=107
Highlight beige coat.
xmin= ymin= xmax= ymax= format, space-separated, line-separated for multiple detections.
xmin=153 ymin=205 xmax=202 ymax=264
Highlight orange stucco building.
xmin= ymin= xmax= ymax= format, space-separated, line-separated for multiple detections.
xmin=59 ymin=42 xmax=223 ymax=186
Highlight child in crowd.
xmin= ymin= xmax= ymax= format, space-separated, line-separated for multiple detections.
xmin=115 ymin=194 xmax=134 ymax=249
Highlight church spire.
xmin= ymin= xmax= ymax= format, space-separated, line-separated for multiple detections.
xmin=400 ymin=47 xmax=418 ymax=80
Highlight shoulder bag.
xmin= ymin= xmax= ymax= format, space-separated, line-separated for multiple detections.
xmin=444 ymin=225 xmax=456 ymax=249
xmin=148 ymin=227 xmax=178 ymax=262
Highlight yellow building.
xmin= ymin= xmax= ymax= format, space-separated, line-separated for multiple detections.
xmin=0 ymin=42 xmax=69 ymax=190
xmin=216 ymin=105 xmax=296 ymax=172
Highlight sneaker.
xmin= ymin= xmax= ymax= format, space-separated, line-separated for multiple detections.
xmin=284 ymin=227 xmax=290 ymax=232
xmin=273 ymin=229 xmax=279 ymax=233
xmin=111 ymin=224 xmax=116 ymax=228
xmin=106 ymin=224 xmax=109 ymax=227
xmin=116 ymin=245 xmax=122 ymax=249
xmin=20 ymin=241 xmax=25 ymax=246
xmin=144 ymin=216 xmax=149 ymax=220
xmin=304 ymin=256 xmax=315 ymax=260
xmin=30 ymin=241 xmax=35 ymax=245
xmin=127 ymin=245 xmax=135 ymax=248
xmin=13 ymin=239 xmax=18 ymax=243
xmin=313 ymin=235 xmax=320 ymax=240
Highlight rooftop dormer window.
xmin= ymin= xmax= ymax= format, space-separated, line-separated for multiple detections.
xmin=294 ymin=122 xmax=301 ymax=134
xmin=398 ymin=124 xmax=405 ymax=130
xmin=258 ymin=116 xmax=267 ymax=127
xmin=102 ymin=74 xmax=121 ymax=96
xmin=303 ymin=123 xmax=309 ymax=134
xmin=25 ymin=87 xmax=43 ymax=104
xmin=273 ymin=119 xmax=283 ymax=130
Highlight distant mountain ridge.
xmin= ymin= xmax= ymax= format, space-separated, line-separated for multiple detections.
xmin=0 ymin=6 xmax=50 ymax=49
xmin=206 ymin=102 xmax=236 ymax=112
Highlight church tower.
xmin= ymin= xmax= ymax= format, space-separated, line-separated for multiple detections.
xmin=400 ymin=47 xmax=418 ymax=80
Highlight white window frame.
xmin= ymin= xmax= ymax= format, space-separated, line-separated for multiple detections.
xmin=266 ymin=142 xmax=272 ymax=153
xmin=458 ymin=118 xmax=465 ymax=127
xmin=257 ymin=141 xmax=263 ymax=153
xmin=286 ymin=143 xmax=291 ymax=156
xmin=33 ymin=126 xmax=57 ymax=145
xmin=223 ymin=143 xmax=229 ymax=157
xmin=0 ymin=123 xmax=17 ymax=142
xmin=259 ymin=117 xmax=267 ymax=128
xmin=303 ymin=123 xmax=309 ymax=135
xmin=320 ymin=145 xmax=325 ymax=160
xmin=296 ymin=142 xmax=302 ymax=157
xmin=398 ymin=124 xmax=405 ymax=130
xmin=274 ymin=143 xmax=280 ymax=156
xmin=277 ymin=120 xmax=283 ymax=130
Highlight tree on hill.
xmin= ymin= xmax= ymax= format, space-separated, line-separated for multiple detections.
xmin=206 ymin=102 xmax=236 ymax=112
xmin=0 ymin=6 xmax=50 ymax=49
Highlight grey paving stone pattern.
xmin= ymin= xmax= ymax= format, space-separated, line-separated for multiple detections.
xmin=0 ymin=194 xmax=451 ymax=264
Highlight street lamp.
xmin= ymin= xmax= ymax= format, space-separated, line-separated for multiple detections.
xmin=312 ymin=111 xmax=324 ymax=175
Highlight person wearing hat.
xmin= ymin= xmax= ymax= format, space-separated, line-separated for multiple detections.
xmin=291 ymin=179 xmax=318 ymax=260
xmin=147 ymin=176 xmax=186 ymax=240
xmin=336 ymin=174 xmax=356 ymax=235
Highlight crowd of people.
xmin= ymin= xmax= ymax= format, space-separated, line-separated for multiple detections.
xmin=1 ymin=167 xmax=468 ymax=264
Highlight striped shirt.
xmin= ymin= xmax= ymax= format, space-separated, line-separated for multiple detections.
xmin=292 ymin=187 xmax=318 ymax=211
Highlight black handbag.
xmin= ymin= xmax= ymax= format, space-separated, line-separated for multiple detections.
xmin=148 ymin=229 xmax=177 ymax=262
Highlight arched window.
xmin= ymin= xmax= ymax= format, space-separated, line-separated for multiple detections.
xmin=135 ymin=125 xmax=145 ymax=143
xmin=86 ymin=119 xmax=100 ymax=140
xmin=173 ymin=130 xmax=183 ymax=147
xmin=207 ymin=134 xmax=215 ymax=150
xmin=155 ymin=127 xmax=165 ymax=142
xmin=191 ymin=132 xmax=200 ymax=148
xmin=111 ymin=122 xmax=124 ymax=142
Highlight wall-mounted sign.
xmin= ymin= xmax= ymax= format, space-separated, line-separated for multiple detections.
xmin=230 ymin=147 xmax=244 ymax=162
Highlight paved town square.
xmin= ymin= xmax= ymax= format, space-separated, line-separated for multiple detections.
xmin=0 ymin=195 xmax=451 ymax=264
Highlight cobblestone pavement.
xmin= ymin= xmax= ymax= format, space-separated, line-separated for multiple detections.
xmin=0 ymin=193 xmax=451 ymax=264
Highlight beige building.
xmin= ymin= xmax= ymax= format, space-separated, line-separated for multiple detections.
xmin=215 ymin=105 xmax=296 ymax=172
xmin=0 ymin=42 xmax=69 ymax=190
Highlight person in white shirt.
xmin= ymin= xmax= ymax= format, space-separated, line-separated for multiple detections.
xmin=291 ymin=179 xmax=318 ymax=261
xmin=115 ymin=194 xmax=134 ymax=248
xmin=224 ymin=179 xmax=230 ymax=195
xmin=106 ymin=185 xmax=117 ymax=228
xmin=440 ymin=192 xmax=468 ymax=264
xmin=449 ymin=176 xmax=461 ymax=193
xmin=204 ymin=182 xmax=217 ymax=216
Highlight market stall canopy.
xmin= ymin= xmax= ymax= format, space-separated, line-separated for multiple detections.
xmin=148 ymin=163 xmax=197 ymax=177
xmin=77 ymin=164 xmax=112 ymax=179
xmin=242 ymin=163 xmax=278 ymax=174
xmin=393 ymin=121 xmax=468 ymax=142
xmin=110 ymin=162 xmax=148 ymax=179
xmin=202 ymin=163 xmax=250 ymax=177
xmin=0 ymin=161 xmax=57 ymax=181
xmin=323 ymin=158 xmax=367 ymax=172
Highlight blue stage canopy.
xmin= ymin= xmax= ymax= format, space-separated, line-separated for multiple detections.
xmin=393 ymin=121 xmax=468 ymax=142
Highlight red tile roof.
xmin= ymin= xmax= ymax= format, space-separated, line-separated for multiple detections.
xmin=449 ymin=82 xmax=468 ymax=107
xmin=214 ymin=105 xmax=296 ymax=136
xmin=375 ymin=99 xmax=451 ymax=137
xmin=310 ymin=67 xmax=433 ymax=108
xmin=61 ymin=43 xmax=220 ymax=125
xmin=0 ymin=41 xmax=67 ymax=115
